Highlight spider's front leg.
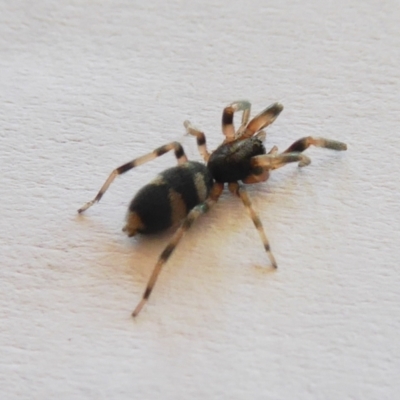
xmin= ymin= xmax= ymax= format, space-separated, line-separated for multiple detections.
xmin=239 ymin=102 xmax=284 ymax=140
xmin=228 ymin=182 xmax=277 ymax=269
xmin=283 ymin=136 xmax=347 ymax=153
xmin=222 ymin=100 xmax=252 ymax=142
xmin=251 ymin=134 xmax=347 ymax=171
xmin=78 ymin=142 xmax=188 ymax=213
xmin=132 ymin=182 xmax=224 ymax=317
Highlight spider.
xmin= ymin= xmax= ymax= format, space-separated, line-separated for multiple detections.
xmin=78 ymin=100 xmax=347 ymax=317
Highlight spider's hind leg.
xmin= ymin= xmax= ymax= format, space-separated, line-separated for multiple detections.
xmin=132 ymin=182 xmax=224 ymax=317
xmin=78 ymin=142 xmax=188 ymax=213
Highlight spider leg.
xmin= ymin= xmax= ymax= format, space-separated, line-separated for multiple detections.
xmin=222 ymin=100 xmax=251 ymax=142
xmin=251 ymin=152 xmax=312 ymax=170
xmin=254 ymin=130 xmax=267 ymax=141
xmin=183 ymin=120 xmax=210 ymax=162
xmin=242 ymin=170 xmax=270 ymax=184
xmin=239 ymin=103 xmax=283 ymax=140
xmin=242 ymin=146 xmax=278 ymax=184
xmin=283 ymin=136 xmax=347 ymax=153
xmin=268 ymin=145 xmax=279 ymax=155
xmin=132 ymin=182 xmax=224 ymax=317
xmin=228 ymin=182 xmax=277 ymax=268
xmin=78 ymin=142 xmax=188 ymax=213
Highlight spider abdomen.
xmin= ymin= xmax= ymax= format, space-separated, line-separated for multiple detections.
xmin=123 ymin=161 xmax=214 ymax=236
xmin=207 ymin=137 xmax=266 ymax=182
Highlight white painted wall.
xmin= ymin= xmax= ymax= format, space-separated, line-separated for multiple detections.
xmin=1 ymin=1 xmax=399 ymax=399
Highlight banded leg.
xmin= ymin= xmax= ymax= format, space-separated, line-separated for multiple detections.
xmin=268 ymin=145 xmax=279 ymax=155
xmin=243 ymin=144 xmax=280 ymax=184
xmin=78 ymin=142 xmax=188 ymax=213
xmin=132 ymin=182 xmax=224 ymax=317
xmin=228 ymin=182 xmax=277 ymax=268
xmin=183 ymin=120 xmax=210 ymax=162
xmin=222 ymin=100 xmax=251 ymax=142
xmin=254 ymin=130 xmax=267 ymax=142
xmin=239 ymin=103 xmax=284 ymax=140
xmin=251 ymin=152 xmax=312 ymax=170
xmin=283 ymin=136 xmax=347 ymax=153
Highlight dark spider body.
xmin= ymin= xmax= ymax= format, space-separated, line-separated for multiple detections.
xmin=208 ymin=137 xmax=266 ymax=183
xmin=78 ymin=100 xmax=347 ymax=317
xmin=127 ymin=161 xmax=213 ymax=235
xmin=126 ymin=137 xmax=266 ymax=235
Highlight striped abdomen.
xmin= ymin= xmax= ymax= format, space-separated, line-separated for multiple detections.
xmin=123 ymin=162 xmax=214 ymax=235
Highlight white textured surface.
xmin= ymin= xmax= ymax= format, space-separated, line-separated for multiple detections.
xmin=1 ymin=1 xmax=400 ymax=399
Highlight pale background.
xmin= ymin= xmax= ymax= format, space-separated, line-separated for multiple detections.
xmin=1 ymin=1 xmax=399 ymax=399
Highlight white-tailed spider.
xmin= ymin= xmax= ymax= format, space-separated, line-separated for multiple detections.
xmin=78 ymin=100 xmax=347 ymax=317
